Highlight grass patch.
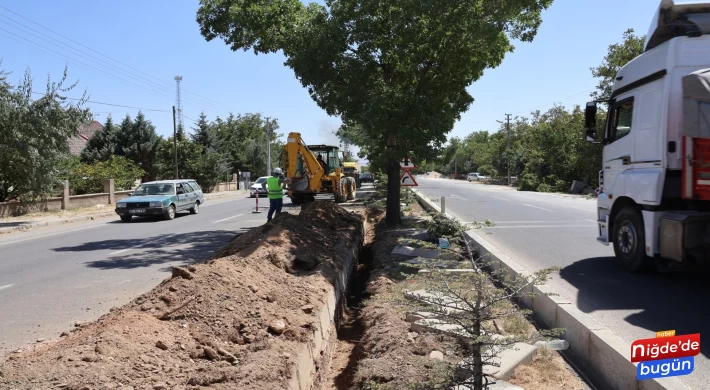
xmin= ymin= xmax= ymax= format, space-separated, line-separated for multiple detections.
xmin=508 ymin=349 xmax=588 ymax=390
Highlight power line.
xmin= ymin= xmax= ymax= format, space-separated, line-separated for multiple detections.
xmin=0 ymin=26 xmax=179 ymax=102
xmin=23 ymin=90 xmax=169 ymax=112
xmin=0 ymin=17 xmax=230 ymax=115
xmin=0 ymin=5 xmax=236 ymax=113
xmin=0 ymin=14 xmax=200 ymax=107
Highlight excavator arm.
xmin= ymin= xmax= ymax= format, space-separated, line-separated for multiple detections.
xmin=283 ymin=132 xmax=325 ymax=191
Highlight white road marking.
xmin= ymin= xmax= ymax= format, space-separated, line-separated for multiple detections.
xmin=0 ymin=284 xmax=14 ymax=290
xmin=522 ymin=203 xmax=554 ymax=212
xmin=213 ymin=213 xmax=245 ymax=224
xmin=448 ymin=194 xmax=468 ymax=201
xmin=489 ymin=220 xmax=589 ymax=224
xmin=587 ymin=219 xmax=598 ymax=223
xmin=481 ymin=224 xmax=595 ymax=229
xmin=492 ymin=196 xmax=509 ymax=201
xmin=109 ymin=249 xmax=130 ymax=255
xmin=0 ymin=224 xmax=107 ymax=247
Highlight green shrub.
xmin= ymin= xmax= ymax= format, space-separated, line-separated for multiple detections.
xmin=544 ymin=174 xmax=558 ymax=186
xmin=518 ymin=173 xmax=539 ymax=192
xmin=537 ymin=183 xmax=551 ymax=193
xmin=555 ymin=179 xmax=569 ymax=193
xmin=65 ymin=156 xmax=144 ymax=195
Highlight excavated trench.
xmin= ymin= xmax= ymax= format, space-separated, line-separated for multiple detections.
xmin=319 ymin=218 xmax=376 ymax=390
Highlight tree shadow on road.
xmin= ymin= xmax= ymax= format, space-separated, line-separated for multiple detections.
xmin=51 ymin=228 xmax=258 ymax=270
xmin=559 ymin=256 xmax=710 ymax=359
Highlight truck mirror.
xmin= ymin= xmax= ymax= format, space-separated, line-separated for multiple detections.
xmin=584 ymin=102 xmax=597 ymax=142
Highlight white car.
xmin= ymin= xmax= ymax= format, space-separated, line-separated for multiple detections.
xmin=467 ymin=172 xmax=487 ymax=182
xmin=249 ymin=176 xmax=270 ymax=197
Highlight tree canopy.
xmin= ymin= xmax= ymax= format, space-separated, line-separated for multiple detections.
xmin=197 ymin=0 xmax=553 ymax=225
xmin=590 ymin=28 xmax=645 ymax=100
xmin=0 ymin=64 xmax=91 ymax=202
xmin=198 ymin=0 xmax=553 ymax=161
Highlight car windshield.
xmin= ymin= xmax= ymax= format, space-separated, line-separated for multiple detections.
xmin=132 ymin=183 xmax=174 ymax=196
xmin=255 ymin=177 xmax=267 ymax=184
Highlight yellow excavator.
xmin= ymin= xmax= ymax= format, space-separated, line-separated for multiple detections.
xmin=282 ymin=132 xmax=356 ymax=204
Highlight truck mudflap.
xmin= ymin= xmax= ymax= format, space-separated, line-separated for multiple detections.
xmin=659 ymin=212 xmax=710 ymax=267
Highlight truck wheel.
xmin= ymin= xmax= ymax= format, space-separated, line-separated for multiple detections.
xmin=612 ymin=207 xmax=650 ymax=272
xmin=334 ymin=194 xmax=347 ymax=203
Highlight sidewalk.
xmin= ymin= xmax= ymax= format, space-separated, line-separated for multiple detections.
xmin=0 ymin=190 xmax=249 ymax=235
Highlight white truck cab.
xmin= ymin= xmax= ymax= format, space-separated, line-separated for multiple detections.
xmin=584 ymin=0 xmax=710 ymax=272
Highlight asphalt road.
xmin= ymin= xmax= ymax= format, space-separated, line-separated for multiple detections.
xmin=415 ymin=176 xmax=709 ymax=389
xmin=0 ymin=194 xmax=288 ymax=356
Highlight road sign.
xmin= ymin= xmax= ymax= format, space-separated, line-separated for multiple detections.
xmin=400 ymin=170 xmax=418 ymax=186
xmin=400 ymin=165 xmax=417 ymax=170
xmin=400 ymin=157 xmax=416 ymax=167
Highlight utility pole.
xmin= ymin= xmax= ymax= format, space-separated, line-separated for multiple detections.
xmin=265 ymin=117 xmax=272 ymax=175
xmin=173 ymin=106 xmax=178 ymax=179
xmin=505 ymin=113 xmax=512 ymax=185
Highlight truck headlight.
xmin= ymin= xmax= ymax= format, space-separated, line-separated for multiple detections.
xmin=117 ymin=203 xmax=126 ymax=208
xmin=149 ymin=202 xmax=162 ymax=207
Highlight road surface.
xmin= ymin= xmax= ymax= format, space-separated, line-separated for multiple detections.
xmin=0 ymin=194 xmax=285 ymax=356
xmin=415 ymin=176 xmax=709 ymax=389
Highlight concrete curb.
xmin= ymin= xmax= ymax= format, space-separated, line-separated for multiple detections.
xmin=0 ymin=191 xmax=243 ymax=235
xmin=0 ymin=212 xmax=117 ymax=234
xmin=409 ymin=188 xmax=691 ymax=390
xmin=286 ymin=219 xmax=364 ymax=390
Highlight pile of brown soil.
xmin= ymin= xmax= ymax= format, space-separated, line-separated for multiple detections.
xmin=0 ymin=202 xmax=363 ymax=390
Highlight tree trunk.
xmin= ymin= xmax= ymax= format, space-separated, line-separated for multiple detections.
xmin=385 ymin=159 xmax=401 ymax=227
xmin=472 ymin=319 xmax=483 ymax=390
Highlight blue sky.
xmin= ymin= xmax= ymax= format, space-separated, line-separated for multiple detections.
xmin=0 ymin=0 xmax=660 ymax=164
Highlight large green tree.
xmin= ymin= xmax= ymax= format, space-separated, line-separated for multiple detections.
xmin=191 ymin=111 xmax=218 ymax=153
xmin=114 ymin=112 xmax=161 ymax=181
xmin=197 ymin=0 xmax=553 ymax=227
xmin=81 ymin=115 xmax=118 ymax=162
xmin=212 ymin=113 xmax=281 ymax=176
xmin=0 ymin=65 xmax=91 ymax=202
xmin=590 ymin=28 xmax=645 ymax=100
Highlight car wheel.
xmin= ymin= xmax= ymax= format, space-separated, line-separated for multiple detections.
xmin=190 ymin=201 xmax=200 ymax=214
xmin=612 ymin=206 xmax=651 ymax=272
xmin=120 ymin=215 xmax=132 ymax=222
xmin=164 ymin=204 xmax=176 ymax=221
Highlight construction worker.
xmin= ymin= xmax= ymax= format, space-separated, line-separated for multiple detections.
xmin=261 ymin=167 xmax=291 ymax=222
xmin=317 ymin=154 xmax=329 ymax=174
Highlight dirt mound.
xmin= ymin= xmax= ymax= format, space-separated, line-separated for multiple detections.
xmin=0 ymin=202 xmax=364 ymax=390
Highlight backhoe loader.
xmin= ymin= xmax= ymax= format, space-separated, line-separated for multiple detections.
xmin=281 ymin=132 xmax=356 ymax=204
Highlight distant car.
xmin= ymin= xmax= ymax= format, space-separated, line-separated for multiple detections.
xmin=360 ymin=173 xmax=373 ymax=183
xmin=249 ymin=176 xmax=270 ymax=197
xmin=467 ymin=172 xmax=487 ymax=182
xmin=115 ymin=180 xmax=204 ymax=222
